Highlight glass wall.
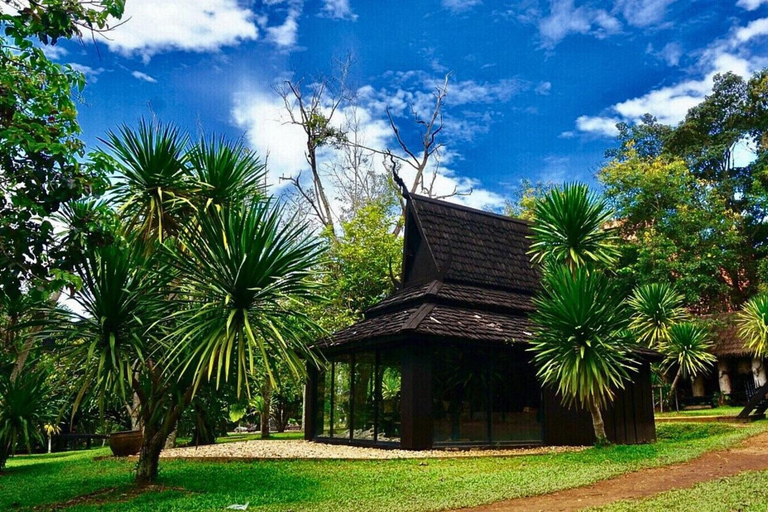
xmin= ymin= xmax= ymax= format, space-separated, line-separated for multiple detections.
xmin=432 ymin=345 xmax=542 ymax=445
xmin=315 ymin=349 xmax=401 ymax=444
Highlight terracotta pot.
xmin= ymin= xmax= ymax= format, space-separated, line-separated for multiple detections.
xmin=109 ymin=430 xmax=143 ymax=457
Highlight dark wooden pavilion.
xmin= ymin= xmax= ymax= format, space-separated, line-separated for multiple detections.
xmin=305 ymin=193 xmax=657 ymax=449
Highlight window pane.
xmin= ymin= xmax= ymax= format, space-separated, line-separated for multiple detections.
xmin=332 ymin=356 xmax=352 ymax=438
xmin=353 ymin=352 xmax=376 ymax=440
xmin=315 ymin=368 xmax=332 ymax=438
xmin=491 ymin=350 xmax=542 ymax=443
xmin=377 ymin=350 xmax=401 ymax=442
xmin=432 ymin=347 xmax=490 ymax=444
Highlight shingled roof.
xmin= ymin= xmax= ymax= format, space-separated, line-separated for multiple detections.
xmin=410 ymin=195 xmax=539 ymax=293
xmin=318 ymin=194 xmax=539 ymax=350
xmin=709 ymin=313 xmax=752 ymax=358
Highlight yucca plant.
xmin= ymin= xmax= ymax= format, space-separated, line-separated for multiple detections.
xmin=661 ymin=322 xmax=716 ymax=399
xmin=737 ymin=294 xmax=768 ymax=358
xmin=528 ymin=183 xmax=620 ymax=272
xmin=628 ymin=283 xmax=688 ymax=348
xmin=103 ymin=120 xmax=193 ymax=242
xmin=189 ymin=136 xmax=266 ymax=211
xmin=0 ymin=369 xmax=50 ymax=470
xmin=167 ymin=200 xmax=326 ymax=397
xmin=530 ymin=264 xmax=636 ymax=444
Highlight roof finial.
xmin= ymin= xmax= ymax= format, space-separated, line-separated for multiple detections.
xmin=388 ymin=152 xmax=410 ymax=199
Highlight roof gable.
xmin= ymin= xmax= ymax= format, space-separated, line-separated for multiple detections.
xmin=408 ymin=195 xmax=539 ymax=293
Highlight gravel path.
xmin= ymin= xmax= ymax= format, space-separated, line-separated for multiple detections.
xmin=160 ymin=440 xmax=582 ymax=460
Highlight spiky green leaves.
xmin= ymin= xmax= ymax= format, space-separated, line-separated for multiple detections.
xmin=530 ymin=265 xmax=636 ymax=409
xmin=660 ymin=323 xmax=716 ymax=378
xmin=529 ymin=183 xmax=620 ymax=272
xmin=167 ymin=201 xmax=326 ymax=397
xmin=0 ymin=369 xmax=50 ymax=469
xmin=738 ymin=294 xmax=768 ymax=358
xmin=628 ymin=283 xmax=688 ymax=348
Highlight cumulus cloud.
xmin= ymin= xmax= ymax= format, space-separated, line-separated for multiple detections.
xmin=105 ymin=0 xmax=258 ymax=61
xmin=538 ymin=0 xmax=621 ymax=48
xmin=571 ymin=16 xmax=767 ymax=137
xmin=737 ymin=0 xmax=768 ymax=10
xmin=319 ymin=0 xmax=358 ymax=20
xmin=647 ymin=41 xmax=683 ymax=66
xmin=41 ymin=45 xmax=68 ymax=60
xmin=131 ymin=70 xmax=157 ymax=83
xmin=613 ymin=0 xmax=676 ymax=28
xmin=736 ymin=17 xmax=768 ymax=42
xmin=231 ymin=82 xmax=507 ymax=214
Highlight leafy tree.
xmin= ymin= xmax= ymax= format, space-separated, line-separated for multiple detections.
xmin=627 ymin=283 xmax=688 ymax=348
xmin=504 ymin=178 xmax=554 ymax=221
xmin=0 ymin=0 xmax=124 ymax=294
xmin=599 ymin=150 xmax=742 ymax=311
xmin=660 ymin=322 xmax=716 ymax=399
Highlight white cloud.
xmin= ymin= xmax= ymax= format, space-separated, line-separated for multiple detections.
xmin=574 ymin=115 xmax=621 ymax=137
xmin=442 ymin=0 xmax=482 ymax=13
xmin=131 ymin=70 xmax=157 ymax=83
xmin=106 ymin=0 xmax=258 ymax=61
xmin=231 ymin=82 xmax=507 ymax=216
xmin=647 ymin=41 xmax=683 ymax=66
xmin=319 ymin=0 xmax=358 ymax=20
xmin=737 ymin=0 xmax=768 ymax=11
xmin=572 ymin=16 xmax=767 ymax=137
xmin=68 ymin=63 xmax=104 ymax=83
xmin=41 ymin=45 xmax=68 ymax=60
xmin=613 ymin=0 xmax=676 ymax=27
xmin=538 ymin=0 xmax=621 ymax=48
xmin=736 ymin=17 xmax=768 ymax=42
xmin=535 ymin=81 xmax=552 ymax=95
xmin=264 ymin=5 xmax=301 ymax=48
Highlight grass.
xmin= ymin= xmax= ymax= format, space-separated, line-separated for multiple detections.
xmin=175 ymin=431 xmax=304 ymax=446
xmin=655 ymin=405 xmax=744 ymax=418
xmin=591 ymin=469 xmax=768 ymax=511
xmin=1 ymin=422 xmax=766 ymax=512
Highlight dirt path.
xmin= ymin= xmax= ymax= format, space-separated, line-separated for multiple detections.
xmin=456 ymin=431 xmax=768 ymax=512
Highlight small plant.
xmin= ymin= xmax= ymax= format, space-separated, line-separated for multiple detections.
xmin=0 ymin=371 xmax=50 ymax=470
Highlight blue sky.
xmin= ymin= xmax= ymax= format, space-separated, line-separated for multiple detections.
xmin=43 ymin=0 xmax=768 ymax=211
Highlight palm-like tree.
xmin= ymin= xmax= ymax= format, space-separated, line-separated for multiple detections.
xmin=167 ymin=200 xmax=325 ymax=397
xmin=530 ymin=265 xmax=636 ymax=443
xmin=661 ymin=322 xmax=716 ymax=399
xmin=737 ymin=294 xmax=768 ymax=358
xmin=528 ymin=183 xmax=633 ymax=444
xmin=0 ymin=369 xmax=50 ymax=471
xmin=104 ymin=120 xmax=192 ymax=242
xmin=528 ymin=183 xmax=620 ymax=272
xmin=628 ymin=283 xmax=688 ymax=348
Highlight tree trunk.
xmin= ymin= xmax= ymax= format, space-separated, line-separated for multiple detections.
xmin=260 ymin=381 xmax=272 ymax=439
xmin=669 ymin=368 xmax=683 ymax=411
xmin=587 ymin=400 xmax=608 ymax=445
xmin=135 ymin=428 xmax=165 ymax=485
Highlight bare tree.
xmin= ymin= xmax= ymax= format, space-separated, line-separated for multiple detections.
xmin=275 ymin=57 xmax=352 ymax=237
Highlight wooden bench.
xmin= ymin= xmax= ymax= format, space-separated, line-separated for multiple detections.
xmin=680 ymin=395 xmax=715 ymax=409
xmin=53 ymin=433 xmax=109 ymax=451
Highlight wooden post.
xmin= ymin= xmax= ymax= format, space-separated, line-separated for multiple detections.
xmin=752 ymin=358 xmax=767 ymax=387
xmin=400 ymin=344 xmax=432 ymax=450
xmin=304 ymin=364 xmax=317 ymax=441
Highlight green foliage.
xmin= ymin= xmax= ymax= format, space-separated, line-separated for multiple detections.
xmin=529 ymin=183 xmax=620 ymax=272
xmin=167 ymin=200 xmax=325 ymax=396
xmin=0 ymin=367 xmax=50 ymax=469
xmin=530 ymin=265 xmax=636 ymax=409
xmin=0 ymin=0 xmax=124 ymax=294
xmin=599 ymin=150 xmax=742 ymax=311
xmin=1 ymin=422 xmax=765 ymax=511
xmin=505 ymin=179 xmax=554 ymax=221
xmin=628 ymin=283 xmax=688 ymax=347
xmin=737 ymin=293 xmax=768 ymax=358
xmin=660 ymin=323 xmax=716 ymax=379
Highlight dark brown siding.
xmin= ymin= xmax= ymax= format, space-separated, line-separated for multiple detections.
xmin=543 ymin=362 xmax=656 ymax=446
xmin=400 ymin=344 xmax=433 ymax=449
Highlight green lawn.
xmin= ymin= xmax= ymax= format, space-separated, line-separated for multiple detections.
xmin=1 ymin=423 xmax=766 ymax=512
xmin=655 ymin=405 xmax=744 ymax=418
xmin=591 ymin=469 xmax=768 ymax=511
